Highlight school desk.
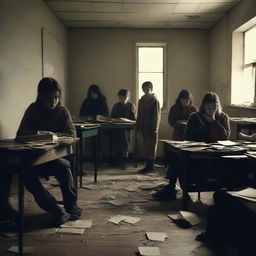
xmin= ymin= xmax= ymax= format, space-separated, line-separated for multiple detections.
xmin=99 ymin=122 xmax=137 ymax=167
xmin=0 ymin=138 xmax=78 ymax=256
xmin=230 ymin=117 xmax=256 ymax=139
xmin=162 ymin=140 xmax=256 ymax=210
xmin=75 ymin=124 xmax=100 ymax=186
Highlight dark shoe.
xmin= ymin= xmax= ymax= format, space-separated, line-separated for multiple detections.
xmin=153 ymin=186 xmax=177 ymax=201
xmin=55 ymin=212 xmax=71 ymax=226
xmin=66 ymin=205 xmax=83 ymax=219
xmin=138 ymin=164 xmax=154 ymax=174
xmin=120 ymin=158 xmax=128 ymax=170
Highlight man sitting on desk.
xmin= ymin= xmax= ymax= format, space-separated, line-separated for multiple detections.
xmin=154 ymin=92 xmax=231 ymax=200
xmin=16 ymin=77 xmax=82 ymax=226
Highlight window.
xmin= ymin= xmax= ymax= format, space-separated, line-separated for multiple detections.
xmin=136 ymin=43 xmax=167 ymax=109
xmin=232 ymin=25 xmax=256 ymax=105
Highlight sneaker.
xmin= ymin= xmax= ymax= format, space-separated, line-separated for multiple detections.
xmin=138 ymin=166 xmax=154 ymax=174
xmin=55 ymin=212 xmax=71 ymax=226
xmin=153 ymin=186 xmax=177 ymax=201
xmin=66 ymin=205 xmax=83 ymax=217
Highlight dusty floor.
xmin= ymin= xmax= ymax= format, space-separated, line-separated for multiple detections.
xmin=0 ymin=163 xmax=241 ymax=256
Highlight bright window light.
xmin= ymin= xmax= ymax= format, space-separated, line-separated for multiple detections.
xmin=137 ymin=46 xmax=164 ymax=108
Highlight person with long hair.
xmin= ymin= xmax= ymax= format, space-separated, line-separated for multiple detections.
xmin=154 ymin=92 xmax=230 ymax=201
xmin=16 ymin=77 xmax=82 ymax=226
xmin=168 ymin=89 xmax=197 ymax=140
xmin=79 ymin=84 xmax=109 ymax=119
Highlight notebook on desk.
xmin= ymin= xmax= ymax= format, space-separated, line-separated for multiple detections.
xmin=15 ymin=133 xmax=58 ymax=142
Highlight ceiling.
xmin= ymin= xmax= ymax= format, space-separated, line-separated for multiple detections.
xmin=43 ymin=0 xmax=242 ymax=29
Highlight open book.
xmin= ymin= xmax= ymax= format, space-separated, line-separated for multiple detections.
xmin=95 ymin=115 xmax=135 ymax=124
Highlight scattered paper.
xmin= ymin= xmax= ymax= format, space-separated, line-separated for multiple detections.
xmin=102 ymin=195 xmax=116 ymax=200
xmin=167 ymin=213 xmax=180 ymax=221
xmin=138 ymin=246 xmax=160 ymax=256
xmin=146 ymin=232 xmax=167 ymax=242
xmin=221 ymin=155 xmax=247 ymax=159
xmin=61 ymin=220 xmax=92 ymax=229
xmin=217 ymin=140 xmax=238 ymax=146
xmin=56 ymin=227 xmax=85 ymax=235
xmin=180 ymin=211 xmax=200 ymax=226
xmin=227 ymin=187 xmax=256 ymax=201
xmin=8 ymin=246 xmax=35 ymax=254
xmin=106 ymin=200 xmax=127 ymax=206
xmin=108 ymin=215 xmax=141 ymax=225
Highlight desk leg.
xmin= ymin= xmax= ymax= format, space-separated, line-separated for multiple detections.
xmin=18 ymin=170 xmax=24 ymax=256
xmin=79 ymin=138 xmax=84 ymax=188
xmin=94 ymin=135 xmax=98 ymax=183
xmin=134 ymin=128 xmax=138 ymax=168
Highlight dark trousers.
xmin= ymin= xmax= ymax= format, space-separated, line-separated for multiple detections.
xmin=24 ymin=158 xmax=77 ymax=218
xmin=112 ymin=129 xmax=130 ymax=156
xmin=0 ymin=172 xmax=13 ymax=213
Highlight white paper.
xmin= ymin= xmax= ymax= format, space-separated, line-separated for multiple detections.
xmin=180 ymin=211 xmax=200 ymax=226
xmin=138 ymin=246 xmax=161 ymax=256
xmin=8 ymin=246 xmax=35 ymax=254
xmin=57 ymin=227 xmax=85 ymax=235
xmin=217 ymin=140 xmax=238 ymax=146
xmin=167 ymin=213 xmax=180 ymax=221
xmin=221 ymin=155 xmax=247 ymax=159
xmin=108 ymin=215 xmax=141 ymax=225
xmin=61 ymin=220 xmax=92 ymax=229
xmin=227 ymin=187 xmax=256 ymax=200
xmin=146 ymin=232 xmax=167 ymax=242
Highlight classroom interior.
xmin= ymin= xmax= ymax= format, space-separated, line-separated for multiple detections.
xmin=1 ymin=0 xmax=256 ymax=255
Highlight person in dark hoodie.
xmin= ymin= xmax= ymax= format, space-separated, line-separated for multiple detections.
xmin=168 ymin=89 xmax=197 ymax=140
xmin=16 ymin=77 xmax=82 ymax=226
xmin=79 ymin=84 xmax=109 ymax=120
xmin=137 ymin=81 xmax=161 ymax=174
xmin=154 ymin=92 xmax=230 ymax=201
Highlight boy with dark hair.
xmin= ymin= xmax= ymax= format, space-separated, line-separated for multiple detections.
xmin=137 ymin=81 xmax=161 ymax=174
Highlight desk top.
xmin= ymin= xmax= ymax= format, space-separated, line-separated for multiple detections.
xmin=161 ymin=139 xmax=256 ymax=156
xmin=230 ymin=117 xmax=256 ymax=124
xmin=0 ymin=137 xmax=78 ymax=152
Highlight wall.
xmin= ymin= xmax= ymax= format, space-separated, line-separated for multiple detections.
xmin=68 ymin=28 xmax=209 ymax=155
xmin=0 ymin=0 xmax=67 ymax=139
xmin=209 ymin=0 xmax=256 ymax=116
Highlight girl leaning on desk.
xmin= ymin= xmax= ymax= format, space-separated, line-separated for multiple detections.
xmin=154 ymin=92 xmax=231 ymax=201
xmin=11 ymin=77 xmax=81 ymax=226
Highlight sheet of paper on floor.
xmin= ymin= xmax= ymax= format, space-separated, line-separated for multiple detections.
xmin=61 ymin=220 xmax=92 ymax=229
xmin=180 ymin=211 xmax=200 ymax=226
xmin=56 ymin=227 xmax=85 ymax=235
xmin=217 ymin=140 xmax=238 ymax=146
xmin=8 ymin=246 xmax=35 ymax=253
xmin=106 ymin=199 xmax=128 ymax=206
xmin=108 ymin=215 xmax=141 ymax=225
xmin=146 ymin=232 xmax=167 ymax=242
xmin=167 ymin=213 xmax=180 ymax=221
xmin=138 ymin=246 xmax=161 ymax=256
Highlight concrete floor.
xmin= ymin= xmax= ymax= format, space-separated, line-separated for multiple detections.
xmin=0 ymin=163 xmax=240 ymax=256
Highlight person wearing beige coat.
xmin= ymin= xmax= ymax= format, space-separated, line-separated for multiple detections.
xmin=137 ymin=81 xmax=161 ymax=173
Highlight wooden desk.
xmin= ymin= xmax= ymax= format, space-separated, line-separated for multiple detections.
xmin=0 ymin=138 xmax=77 ymax=256
xmin=75 ymin=125 xmax=100 ymax=186
xmin=231 ymin=117 xmax=256 ymax=139
xmin=162 ymin=140 xmax=253 ymax=209
xmin=99 ymin=122 xmax=137 ymax=167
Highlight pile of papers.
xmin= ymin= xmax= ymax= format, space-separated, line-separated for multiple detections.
xmin=227 ymin=187 xmax=256 ymax=202
xmin=57 ymin=220 xmax=92 ymax=235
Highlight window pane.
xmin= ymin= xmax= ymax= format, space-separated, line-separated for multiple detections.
xmin=233 ymin=67 xmax=255 ymax=105
xmin=138 ymin=47 xmax=163 ymax=72
xmin=244 ymin=26 xmax=256 ymax=64
xmin=138 ymin=73 xmax=163 ymax=108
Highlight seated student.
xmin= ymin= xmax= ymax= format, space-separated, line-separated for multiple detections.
xmin=137 ymin=81 xmax=161 ymax=174
xmin=168 ymin=89 xmax=198 ymax=140
xmin=196 ymin=189 xmax=256 ymax=254
xmin=111 ymin=89 xmax=136 ymax=169
xmin=79 ymin=84 xmax=109 ymax=120
xmin=16 ymin=77 xmax=82 ymax=226
xmin=154 ymin=92 xmax=230 ymax=200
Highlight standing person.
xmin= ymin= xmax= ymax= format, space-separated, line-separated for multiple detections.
xmin=111 ymin=89 xmax=136 ymax=169
xmin=168 ymin=89 xmax=197 ymax=140
xmin=79 ymin=84 xmax=109 ymax=120
xmin=17 ymin=77 xmax=82 ymax=226
xmin=137 ymin=81 xmax=161 ymax=174
xmin=154 ymin=92 xmax=230 ymax=200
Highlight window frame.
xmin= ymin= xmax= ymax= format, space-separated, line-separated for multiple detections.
xmin=135 ymin=42 xmax=168 ymax=111
xmin=243 ymin=26 xmax=256 ymax=105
